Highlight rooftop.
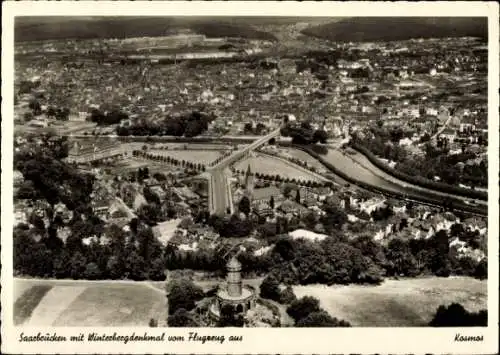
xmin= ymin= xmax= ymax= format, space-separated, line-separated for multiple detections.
xmin=227 ymin=256 xmax=242 ymax=270
xmin=252 ymin=186 xmax=282 ymax=200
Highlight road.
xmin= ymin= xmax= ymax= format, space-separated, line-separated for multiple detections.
xmin=209 ymin=168 xmax=234 ymax=215
xmin=430 ymin=115 xmax=452 ymax=141
xmin=208 ymin=129 xmax=280 ymax=214
xmin=209 ymin=129 xmax=281 ymax=171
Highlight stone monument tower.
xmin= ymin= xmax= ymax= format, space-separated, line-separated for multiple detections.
xmin=226 ymin=256 xmax=243 ymax=297
xmin=209 ymin=256 xmax=256 ymax=321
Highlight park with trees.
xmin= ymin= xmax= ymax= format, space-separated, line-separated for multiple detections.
xmin=116 ymin=110 xmax=215 ymax=137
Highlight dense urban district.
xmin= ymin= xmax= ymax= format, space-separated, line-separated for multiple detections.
xmin=13 ymin=18 xmax=488 ymax=328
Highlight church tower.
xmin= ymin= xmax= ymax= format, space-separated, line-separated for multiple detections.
xmin=72 ymin=141 xmax=81 ymax=155
xmin=244 ymin=164 xmax=254 ymax=199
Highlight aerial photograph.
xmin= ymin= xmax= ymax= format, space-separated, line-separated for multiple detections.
xmin=12 ymin=16 xmax=488 ymax=328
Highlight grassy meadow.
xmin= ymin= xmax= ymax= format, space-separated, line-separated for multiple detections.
xmin=293 ymin=276 xmax=487 ymax=327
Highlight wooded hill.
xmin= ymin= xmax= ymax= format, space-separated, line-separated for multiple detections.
xmin=301 ymin=17 xmax=487 ymax=42
xmin=15 ymin=16 xmax=278 ymax=42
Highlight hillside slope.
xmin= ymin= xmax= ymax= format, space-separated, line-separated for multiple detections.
xmin=14 ymin=16 xmax=278 ymax=42
xmin=301 ymin=17 xmax=488 ymax=42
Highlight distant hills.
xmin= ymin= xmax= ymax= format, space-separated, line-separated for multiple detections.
xmin=14 ymin=17 xmax=279 ymax=42
xmin=301 ymin=17 xmax=488 ymax=42
xmin=15 ymin=16 xmax=488 ymax=44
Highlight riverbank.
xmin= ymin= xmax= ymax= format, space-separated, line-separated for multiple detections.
xmin=350 ymin=142 xmax=487 ymax=201
xmin=297 ymin=145 xmax=487 ymax=216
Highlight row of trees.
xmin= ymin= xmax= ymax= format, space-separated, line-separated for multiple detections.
xmin=132 ymin=150 xmax=207 ymax=171
xmin=13 ymin=137 xmax=486 ymax=285
xmin=259 ymin=150 xmax=322 ymax=176
xmin=233 ymin=168 xmax=330 ymax=188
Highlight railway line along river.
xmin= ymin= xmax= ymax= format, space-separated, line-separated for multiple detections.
xmin=321 ymin=148 xmax=487 ymax=211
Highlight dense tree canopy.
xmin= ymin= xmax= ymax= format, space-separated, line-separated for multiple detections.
xmin=259 ymin=274 xmax=281 ymax=302
xmin=286 ymin=296 xmax=321 ymax=322
xmin=117 ymin=111 xmax=215 ymax=137
xmin=167 ymin=278 xmax=204 ymax=315
xmin=15 ymin=136 xmax=93 ymax=210
xmin=89 ymin=108 xmax=129 ymax=126
xmin=238 ymin=196 xmax=251 ymax=216
xmin=168 ymin=308 xmax=199 ymax=327
xmin=296 ymin=310 xmax=351 ymax=327
xmin=429 ymin=303 xmax=487 ymax=327
xmin=218 ymin=304 xmax=245 ymax=327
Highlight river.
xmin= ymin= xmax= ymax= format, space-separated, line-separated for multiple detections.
xmin=323 ymin=149 xmax=487 ymax=209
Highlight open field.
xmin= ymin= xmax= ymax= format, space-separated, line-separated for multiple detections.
xmin=28 ymin=286 xmax=87 ymax=326
xmin=14 ymin=278 xmax=167 ymax=327
xmin=149 ymin=149 xmax=223 ymax=164
xmin=108 ymin=157 xmax=179 ymax=175
xmin=235 ymin=154 xmax=323 ymax=182
xmin=293 ymin=276 xmax=487 ymax=327
xmin=112 ymin=157 xmax=151 ymax=171
xmin=273 ymin=147 xmax=329 ymax=173
xmin=14 ymin=285 xmax=52 ymax=325
xmin=13 ymin=277 xmax=264 ymax=326
xmin=323 ymin=149 xmax=395 ymax=188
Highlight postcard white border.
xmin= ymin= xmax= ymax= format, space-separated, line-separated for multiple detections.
xmin=2 ymin=1 xmax=499 ymax=354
